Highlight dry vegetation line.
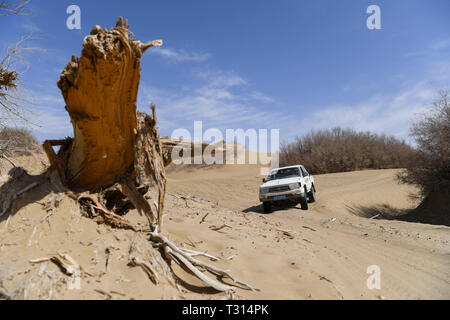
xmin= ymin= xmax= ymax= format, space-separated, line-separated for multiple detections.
xmin=1 ymin=18 xmax=257 ymax=296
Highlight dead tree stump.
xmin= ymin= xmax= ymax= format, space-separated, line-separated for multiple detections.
xmin=55 ymin=17 xmax=162 ymax=190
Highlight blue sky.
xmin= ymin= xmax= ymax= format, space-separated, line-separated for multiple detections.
xmin=1 ymin=0 xmax=449 ymax=145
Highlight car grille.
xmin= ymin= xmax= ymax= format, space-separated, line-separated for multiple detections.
xmin=269 ymin=186 xmax=290 ymax=193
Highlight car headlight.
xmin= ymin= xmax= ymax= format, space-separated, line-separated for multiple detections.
xmin=289 ymin=183 xmax=301 ymax=190
xmin=260 ymin=187 xmax=269 ymax=194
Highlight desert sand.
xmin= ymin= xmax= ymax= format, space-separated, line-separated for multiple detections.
xmin=0 ymin=154 xmax=449 ymax=300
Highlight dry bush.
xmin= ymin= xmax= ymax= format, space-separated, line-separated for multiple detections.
xmin=0 ymin=66 xmax=18 ymax=88
xmin=397 ymin=91 xmax=450 ymax=198
xmin=280 ymin=127 xmax=416 ymax=174
xmin=0 ymin=126 xmax=40 ymax=156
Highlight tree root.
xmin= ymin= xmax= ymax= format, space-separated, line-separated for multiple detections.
xmin=76 ymin=192 xmax=138 ymax=232
xmin=150 ymin=232 xmax=260 ymax=293
xmin=319 ymin=275 xmax=344 ymax=299
xmin=42 ymin=139 xmax=72 ymax=185
xmin=129 ymin=256 xmax=160 ymax=285
xmin=50 ymin=252 xmax=80 ymax=276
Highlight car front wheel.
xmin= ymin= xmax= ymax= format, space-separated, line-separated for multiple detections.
xmin=300 ymin=189 xmax=309 ymax=210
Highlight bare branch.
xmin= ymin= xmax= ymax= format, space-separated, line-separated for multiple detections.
xmin=1 ymin=34 xmax=44 ymax=72
xmin=0 ymin=0 xmax=29 ymax=17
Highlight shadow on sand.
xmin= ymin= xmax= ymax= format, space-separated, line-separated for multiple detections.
xmin=346 ymin=203 xmax=411 ymax=220
xmin=0 ymin=167 xmax=63 ymax=224
xmin=243 ymin=203 xmax=300 ymax=215
xmin=346 ymin=202 xmax=450 ymax=227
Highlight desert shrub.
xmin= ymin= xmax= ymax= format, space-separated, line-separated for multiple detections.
xmin=280 ymin=127 xmax=416 ymax=175
xmin=397 ymin=91 xmax=450 ymax=198
xmin=0 ymin=126 xmax=40 ymax=156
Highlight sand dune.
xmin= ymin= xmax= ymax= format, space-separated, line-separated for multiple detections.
xmin=0 ymin=156 xmax=449 ymax=300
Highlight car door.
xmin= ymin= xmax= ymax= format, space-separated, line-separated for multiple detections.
xmin=301 ymin=166 xmax=312 ymax=192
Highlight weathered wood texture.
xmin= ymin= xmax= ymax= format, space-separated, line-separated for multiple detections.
xmin=56 ymin=17 xmax=162 ymax=190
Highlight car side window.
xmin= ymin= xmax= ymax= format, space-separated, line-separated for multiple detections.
xmin=301 ymin=167 xmax=309 ymax=177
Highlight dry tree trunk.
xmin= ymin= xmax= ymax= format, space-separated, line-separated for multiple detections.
xmin=55 ymin=17 xmax=162 ymax=190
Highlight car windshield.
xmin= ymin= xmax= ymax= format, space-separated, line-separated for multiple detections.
xmin=268 ymin=168 xmax=301 ymax=181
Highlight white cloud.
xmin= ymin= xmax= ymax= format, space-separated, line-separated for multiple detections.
xmin=15 ymin=90 xmax=72 ymax=142
xmin=404 ymin=37 xmax=450 ymax=58
xmin=33 ymin=94 xmax=64 ymax=105
xmin=139 ymin=70 xmax=286 ymax=136
xmin=21 ymin=20 xmax=42 ymax=33
xmin=33 ymin=112 xmax=72 ymax=141
xmin=431 ymin=38 xmax=450 ymax=51
xmin=248 ymin=91 xmax=275 ymax=104
xmin=150 ymin=47 xmax=211 ymax=62
xmin=196 ymin=70 xmax=247 ymax=88
xmin=300 ymin=82 xmax=438 ymax=141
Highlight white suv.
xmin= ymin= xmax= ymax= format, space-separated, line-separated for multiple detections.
xmin=259 ymin=165 xmax=317 ymax=213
